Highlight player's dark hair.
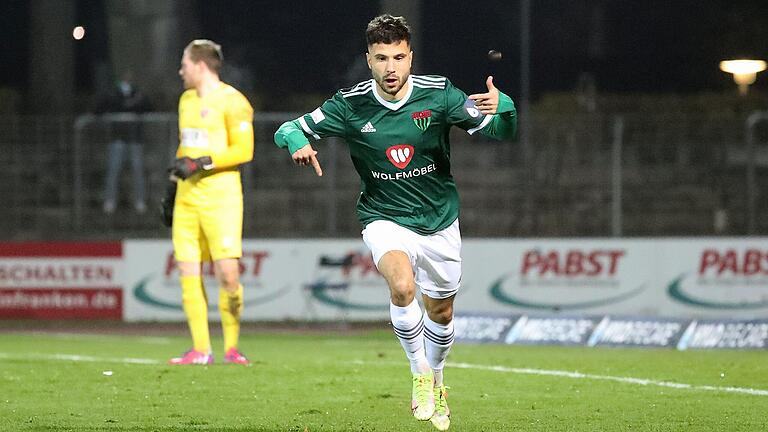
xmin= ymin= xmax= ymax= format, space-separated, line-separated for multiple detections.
xmin=366 ymin=14 xmax=411 ymax=46
xmin=185 ymin=39 xmax=223 ymax=73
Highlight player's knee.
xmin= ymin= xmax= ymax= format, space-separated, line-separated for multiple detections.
xmin=427 ymin=302 xmax=454 ymax=324
xmin=388 ymin=278 xmax=415 ymax=305
xmin=176 ymin=261 xmax=200 ymax=277
xmin=217 ymin=272 xmax=240 ymax=292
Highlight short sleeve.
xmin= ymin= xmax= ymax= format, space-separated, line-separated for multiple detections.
xmin=297 ymin=92 xmax=348 ymax=139
xmin=225 ymin=91 xmax=254 ymax=133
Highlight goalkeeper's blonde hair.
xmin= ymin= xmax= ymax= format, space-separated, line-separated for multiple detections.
xmin=185 ymin=39 xmax=223 ymax=74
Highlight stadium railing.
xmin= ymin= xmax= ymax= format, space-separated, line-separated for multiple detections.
xmin=0 ymin=111 xmax=766 ymax=240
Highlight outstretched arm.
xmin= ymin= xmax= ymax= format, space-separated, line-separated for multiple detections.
xmin=468 ymin=76 xmax=517 ymax=141
xmin=274 ymin=120 xmax=323 ymax=176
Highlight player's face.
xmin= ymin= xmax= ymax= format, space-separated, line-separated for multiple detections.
xmin=178 ymin=50 xmax=200 ymax=89
xmin=366 ymin=40 xmax=412 ymax=100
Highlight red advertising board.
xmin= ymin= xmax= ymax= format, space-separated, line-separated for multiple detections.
xmin=0 ymin=242 xmax=123 ymax=320
xmin=0 ymin=288 xmax=122 ymax=319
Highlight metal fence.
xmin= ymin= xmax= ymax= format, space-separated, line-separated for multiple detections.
xmin=1 ymin=111 xmax=767 ymax=240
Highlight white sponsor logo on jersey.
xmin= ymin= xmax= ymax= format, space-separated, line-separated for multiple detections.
xmin=385 ymin=144 xmax=414 ymax=169
xmin=390 ymin=147 xmax=409 ymax=163
xmin=371 ymin=163 xmax=437 ymax=181
xmin=360 ymin=122 xmax=377 ymax=133
xmin=180 ymin=128 xmax=210 ymax=149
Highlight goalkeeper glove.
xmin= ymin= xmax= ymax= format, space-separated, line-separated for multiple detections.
xmin=159 ymin=181 xmax=177 ymax=227
xmin=170 ymin=156 xmax=213 ymax=180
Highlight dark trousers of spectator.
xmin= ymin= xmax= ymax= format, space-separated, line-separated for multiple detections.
xmin=103 ymin=139 xmax=146 ymax=214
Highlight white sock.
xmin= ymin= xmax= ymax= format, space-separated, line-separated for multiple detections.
xmin=434 ymin=369 xmax=444 ymax=387
xmin=390 ymin=298 xmax=430 ymax=374
xmin=424 ymin=313 xmax=455 ymax=386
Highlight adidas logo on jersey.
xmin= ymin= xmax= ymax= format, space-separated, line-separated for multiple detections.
xmin=361 ymin=122 xmax=377 ymax=133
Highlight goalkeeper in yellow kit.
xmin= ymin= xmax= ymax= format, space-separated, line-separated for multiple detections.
xmin=164 ymin=39 xmax=254 ymax=365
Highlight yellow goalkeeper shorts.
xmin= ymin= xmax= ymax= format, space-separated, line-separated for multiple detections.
xmin=172 ymin=196 xmax=243 ymax=263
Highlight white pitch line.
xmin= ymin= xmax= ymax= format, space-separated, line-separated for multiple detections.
xmin=0 ymin=352 xmax=160 ymax=365
xmin=2 ymin=353 xmax=766 ymax=397
xmin=25 ymin=332 xmax=173 ymax=345
xmin=449 ymin=362 xmax=768 ymax=397
xmin=351 ymin=360 xmax=768 ymax=397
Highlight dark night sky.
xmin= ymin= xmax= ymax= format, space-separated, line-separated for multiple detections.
xmin=2 ymin=0 xmax=768 ymax=102
xmin=0 ymin=1 xmax=30 ymax=89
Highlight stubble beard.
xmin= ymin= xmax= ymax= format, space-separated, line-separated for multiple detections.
xmin=376 ymin=74 xmax=407 ymax=97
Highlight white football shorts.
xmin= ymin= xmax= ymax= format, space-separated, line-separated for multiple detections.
xmin=362 ymin=218 xmax=461 ymax=300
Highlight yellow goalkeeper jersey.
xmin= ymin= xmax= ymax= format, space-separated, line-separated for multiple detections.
xmin=176 ymin=82 xmax=254 ymax=201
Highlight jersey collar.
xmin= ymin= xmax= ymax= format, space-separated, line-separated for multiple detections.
xmin=371 ymin=76 xmax=413 ymax=111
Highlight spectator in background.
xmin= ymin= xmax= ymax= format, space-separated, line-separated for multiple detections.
xmin=95 ymin=71 xmax=152 ymax=214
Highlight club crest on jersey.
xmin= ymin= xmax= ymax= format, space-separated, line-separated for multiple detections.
xmin=386 ymin=144 xmax=414 ymax=169
xmin=201 ymin=108 xmax=209 ymax=118
xmin=411 ymin=110 xmax=432 ymax=132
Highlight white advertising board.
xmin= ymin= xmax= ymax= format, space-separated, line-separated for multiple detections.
xmin=123 ymin=239 xmax=389 ymax=321
xmin=123 ymin=238 xmax=768 ymax=321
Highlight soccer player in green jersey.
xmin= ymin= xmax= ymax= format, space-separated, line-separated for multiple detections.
xmin=274 ymin=14 xmax=516 ymax=431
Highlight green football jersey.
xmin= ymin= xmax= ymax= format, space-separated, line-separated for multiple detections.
xmin=289 ymin=75 xmax=512 ymax=235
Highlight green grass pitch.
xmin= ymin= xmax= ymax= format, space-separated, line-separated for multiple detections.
xmin=0 ymin=327 xmax=766 ymax=431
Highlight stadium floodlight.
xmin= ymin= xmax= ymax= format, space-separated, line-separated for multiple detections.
xmin=719 ymin=59 xmax=767 ymax=95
